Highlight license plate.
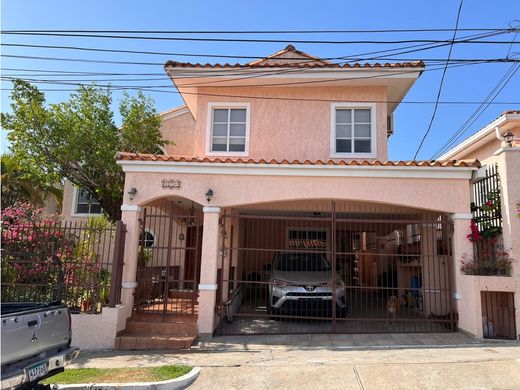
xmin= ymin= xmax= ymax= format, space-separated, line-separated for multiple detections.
xmin=27 ymin=361 xmax=48 ymax=382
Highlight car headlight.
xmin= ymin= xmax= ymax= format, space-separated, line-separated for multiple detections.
xmin=273 ymin=279 xmax=287 ymax=288
xmin=336 ymin=279 xmax=345 ymax=287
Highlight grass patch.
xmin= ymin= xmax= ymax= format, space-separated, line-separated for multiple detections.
xmin=41 ymin=365 xmax=192 ymax=384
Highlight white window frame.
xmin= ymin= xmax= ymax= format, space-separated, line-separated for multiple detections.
xmin=330 ymin=102 xmax=377 ymax=159
xmin=205 ymin=102 xmax=251 ymax=156
xmin=71 ymin=186 xmax=103 ymax=217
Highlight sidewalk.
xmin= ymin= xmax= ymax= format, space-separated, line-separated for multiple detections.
xmin=71 ymin=334 xmax=520 ymax=389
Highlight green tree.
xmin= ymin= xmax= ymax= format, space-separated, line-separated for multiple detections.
xmin=2 ymin=80 xmax=166 ymax=220
xmin=1 ymin=154 xmax=63 ymax=209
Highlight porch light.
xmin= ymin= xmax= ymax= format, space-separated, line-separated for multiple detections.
xmin=205 ymin=188 xmax=214 ymax=203
xmin=503 ymin=132 xmax=514 ymax=147
xmin=127 ymin=187 xmax=137 ymax=201
xmin=178 ymin=233 xmax=185 ymax=241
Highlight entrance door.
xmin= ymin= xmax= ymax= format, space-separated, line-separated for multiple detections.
xmin=135 ymin=205 xmax=201 ymax=317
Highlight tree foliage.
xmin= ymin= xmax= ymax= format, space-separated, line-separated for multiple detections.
xmin=2 ymin=80 xmax=166 ymax=220
xmin=1 ymin=154 xmax=63 ymax=209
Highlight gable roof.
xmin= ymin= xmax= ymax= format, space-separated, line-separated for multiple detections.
xmin=164 ymin=44 xmax=424 ymax=70
xmin=247 ymin=44 xmax=332 ymax=66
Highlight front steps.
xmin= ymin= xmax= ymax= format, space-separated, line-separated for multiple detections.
xmin=115 ymin=313 xmax=197 ymax=350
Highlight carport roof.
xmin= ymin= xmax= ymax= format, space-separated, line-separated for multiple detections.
xmin=115 ymin=152 xmax=480 ymax=168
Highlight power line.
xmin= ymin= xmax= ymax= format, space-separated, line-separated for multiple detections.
xmin=2 ymin=84 xmax=518 ymax=105
xmin=2 ymin=31 xmax=519 ymax=44
xmin=2 ymin=28 xmax=512 ymax=34
xmin=431 ymin=63 xmax=520 ymax=159
xmin=413 ymin=0 xmax=464 ymax=160
xmin=3 ymin=42 xmax=520 ymax=63
xmin=0 ymin=61 xmax=483 ymax=90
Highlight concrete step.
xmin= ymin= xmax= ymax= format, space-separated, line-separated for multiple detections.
xmin=125 ymin=320 xmax=197 ymax=337
xmin=115 ymin=334 xmax=195 ymax=350
xmin=130 ymin=313 xmax=198 ymax=323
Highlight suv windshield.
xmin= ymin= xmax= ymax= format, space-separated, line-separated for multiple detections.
xmin=274 ymin=252 xmax=331 ymax=272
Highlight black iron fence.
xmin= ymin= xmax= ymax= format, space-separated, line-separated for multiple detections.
xmin=1 ymin=219 xmax=126 ymax=314
xmin=216 ymin=201 xmax=456 ymax=335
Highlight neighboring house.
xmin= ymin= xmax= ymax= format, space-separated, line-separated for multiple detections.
xmin=439 ymin=111 xmax=520 ymax=340
xmin=66 ymin=45 xmax=518 ymax=350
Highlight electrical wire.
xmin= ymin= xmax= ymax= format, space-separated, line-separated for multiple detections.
xmin=413 ymin=0 xmax=464 ymax=160
xmin=2 ymin=31 xmax=519 ymax=44
xmin=431 ymin=63 xmax=520 ymax=159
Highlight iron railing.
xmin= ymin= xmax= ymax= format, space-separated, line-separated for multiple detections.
xmin=215 ymin=200 xmax=456 ymax=335
xmin=1 ymin=220 xmax=126 ymax=314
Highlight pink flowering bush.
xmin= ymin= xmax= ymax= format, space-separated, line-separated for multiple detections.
xmin=1 ymin=202 xmax=105 ymax=310
xmin=460 ymin=247 xmax=514 ymax=276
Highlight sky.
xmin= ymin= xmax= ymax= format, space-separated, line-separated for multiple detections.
xmin=1 ymin=0 xmax=519 ymax=159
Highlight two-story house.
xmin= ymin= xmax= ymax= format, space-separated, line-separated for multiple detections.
xmin=67 ymin=46 xmax=502 ymax=350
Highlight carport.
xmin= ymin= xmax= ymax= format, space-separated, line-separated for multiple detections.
xmin=215 ymin=200 xmax=456 ymax=335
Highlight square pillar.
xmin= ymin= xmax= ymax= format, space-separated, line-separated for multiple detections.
xmin=197 ymin=206 xmax=221 ymax=336
xmin=120 ymin=204 xmax=142 ymax=308
xmin=451 ymin=213 xmax=482 ymax=337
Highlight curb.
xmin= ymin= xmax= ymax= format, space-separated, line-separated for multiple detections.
xmin=52 ymin=366 xmax=200 ymax=390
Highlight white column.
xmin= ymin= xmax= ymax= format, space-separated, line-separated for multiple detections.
xmin=120 ymin=204 xmax=142 ymax=309
xmin=197 ymin=206 xmax=221 ymax=336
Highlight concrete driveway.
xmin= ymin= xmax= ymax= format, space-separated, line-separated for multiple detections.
xmin=72 ymin=334 xmax=520 ymax=390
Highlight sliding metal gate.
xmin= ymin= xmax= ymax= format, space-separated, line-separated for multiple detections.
xmin=216 ymin=202 xmax=456 ymax=335
xmin=134 ymin=204 xmax=201 ymax=317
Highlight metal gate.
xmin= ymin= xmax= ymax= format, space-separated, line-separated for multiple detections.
xmin=216 ymin=201 xmax=456 ymax=335
xmin=135 ymin=204 xmax=201 ymax=317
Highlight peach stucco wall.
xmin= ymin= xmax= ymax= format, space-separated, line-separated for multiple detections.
xmin=191 ymin=86 xmax=388 ymax=161
xmin=124 ymin=172 xmax=471 ymax=214
xmin=161 ymin=111 xmax=196 ymax=156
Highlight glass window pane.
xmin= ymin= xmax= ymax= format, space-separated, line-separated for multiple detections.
xmin=355 ymin=124 xmax=371 ymax=138
xmin=354 ymin=109 xmax=370 ymax=123
xmin=336 ymin=139 xmax=351 ymax=153
xmin=213 ymin=123 xmax=227 ymax=137
xmin=336 ymin=109 xmax=351 ymax=124
xmin=229 ymin=140 xmax=245 ymax=152
xmin=90 ymin=203 xmax=102 ymax=214
xmin=230 ymin=123 xmax=246 ymax=136
xmin=354 ymin=140 xmax=371 ymax=153
xmin=213 ymin=109 xmax=228 ymax=123
xmin=76 ymin=203 xmax=90 ymax=214
xmin=230 ymin=109 xmax=246 ymax=123
xmin=212 ymin=137 xmax=227 ymax=151
xmin=336 ymin=124 xmax=351 ymax=138
xmin=78 ymin=188 xmax=90 ymax=203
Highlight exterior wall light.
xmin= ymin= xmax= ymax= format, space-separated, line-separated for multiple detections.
xmin=205 ymin=189 xmax=214 ymax=203
xmin=127 ymin=187 xmax=137 ymax=201
xmin=503 ymin=132 xmax=514 ymax=147
xmin=178 ymin=233 xmax=185 ymax=241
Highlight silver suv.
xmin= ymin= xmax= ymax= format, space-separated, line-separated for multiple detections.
xmin=267 ymin=252 xmax=347 ymax=318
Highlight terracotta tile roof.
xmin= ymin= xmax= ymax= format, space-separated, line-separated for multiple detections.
xmin=164 ymin=60 xmax=425 ymax=70
xmin=164 ymin=44 xmax=424 ymax=70
xmin=116 ymin=152 xmax=480 ymax=168
xmin=502 ymin=110 xmax=520 ymax=115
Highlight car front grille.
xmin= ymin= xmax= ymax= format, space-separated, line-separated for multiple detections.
xmin=286 ymin=292 xmax=333 ymax=297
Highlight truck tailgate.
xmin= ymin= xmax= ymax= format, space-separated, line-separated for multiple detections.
xmin=1 ymin=303 xmax=71 ymax=365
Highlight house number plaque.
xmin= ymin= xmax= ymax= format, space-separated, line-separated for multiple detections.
xmin=162 ymin=179 xmax=182 ymax=190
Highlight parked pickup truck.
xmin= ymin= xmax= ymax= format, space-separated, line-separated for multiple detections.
xmin=1 ymin=302 xmax=79 ymax=389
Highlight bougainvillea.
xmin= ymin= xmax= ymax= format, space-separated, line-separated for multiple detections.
xmin=1 ymin=202 xmax=104 ymax=309
xmin=460 ymin=248 xmax=515 ymax=276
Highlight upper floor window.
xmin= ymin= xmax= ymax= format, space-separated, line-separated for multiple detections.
xmin=331 ymin=103 xmax=377 ymax=158
xmin=206 ymin=102 xmax=250 ymax=155
xmin=74 ymin=187 xmax=102 ymax=215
